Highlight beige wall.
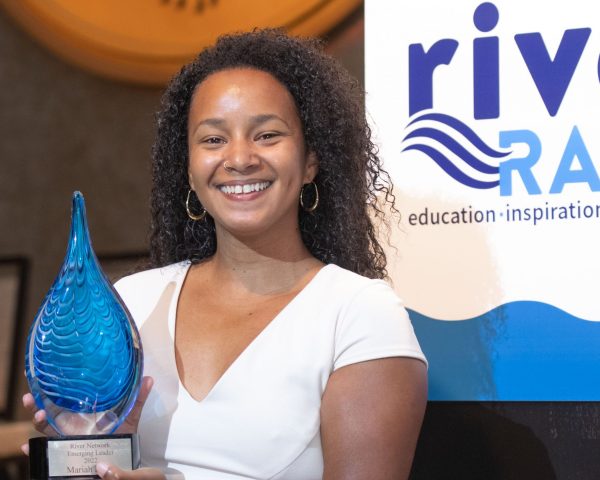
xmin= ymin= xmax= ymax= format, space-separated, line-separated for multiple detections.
xmin=0 ymin=6 xmax=364 ymax=420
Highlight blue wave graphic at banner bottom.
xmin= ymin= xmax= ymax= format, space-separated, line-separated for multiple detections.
xmin=410 ymin=301 xmax=600 ymax=401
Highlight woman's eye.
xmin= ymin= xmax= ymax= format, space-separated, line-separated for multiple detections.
xmin=257 ymin=132 xmax=279 ymax=141
xmin=202 ymin=137 xmax=224 ymax=145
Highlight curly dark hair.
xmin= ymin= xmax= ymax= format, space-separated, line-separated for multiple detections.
xmin=149 ymin=28 xmax=396 ymax=279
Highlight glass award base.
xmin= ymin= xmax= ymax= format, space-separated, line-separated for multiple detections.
xmin=29 ymin=434 xmax=140 ymax=480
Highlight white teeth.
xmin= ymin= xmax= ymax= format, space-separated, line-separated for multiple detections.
xmin=220 ymin=182 xmax=271 ymax=195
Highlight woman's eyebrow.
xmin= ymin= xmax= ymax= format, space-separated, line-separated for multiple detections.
xmin=249 ymin=114 xmax=290 ymax=128
xmin=197 ymin=117 xmax=226 ymax=127
xmin=189 ymin=117 xmax=226 ymax=137
xmin=191 ymin=114 xmax=290 ymax=135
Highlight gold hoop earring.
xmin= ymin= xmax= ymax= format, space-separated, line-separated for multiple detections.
xmin=186 ymin=189 xmax=206 ymax=221
xmin=300 ymin=182 xmax=319 ymax=212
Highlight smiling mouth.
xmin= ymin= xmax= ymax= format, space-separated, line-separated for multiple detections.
xmin=218 ymin=181 xmax=272 ymax=195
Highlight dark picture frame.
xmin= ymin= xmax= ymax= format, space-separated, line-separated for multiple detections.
xmin=0 ymin=257 xmax=28 ymax=420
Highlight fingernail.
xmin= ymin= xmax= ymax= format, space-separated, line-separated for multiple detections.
xmin=34 ymin=410 xmax=44 ymax=422
xmin=21 ymin=443 xmax=29 ymax=456
xmin=96 ymin=463 xmax=108 ymax=477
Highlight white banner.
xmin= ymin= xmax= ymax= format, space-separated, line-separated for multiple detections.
xmin=366 ymin=0 xmax=600 ymax=400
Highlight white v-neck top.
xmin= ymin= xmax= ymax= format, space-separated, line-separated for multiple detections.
xmin=115 ymin=262 xmax=426 ymax=480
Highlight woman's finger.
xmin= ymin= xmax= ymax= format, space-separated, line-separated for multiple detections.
xmin=21 ymin=443 xmax=29 ymax=456
xmin=96 ymin=462 xmax=165 ymax=480
xmin=30 ymin=408 xmax=56 ymax=436
xmin=22 ymin=393 xmax=38 ymax=412
xmin=23 ymin=393 xmax=57 ymax=436
xmin=32 ymin=409 xmax=49 ymax=434
xmin=96 ymin=463 xmax=118 ymax=479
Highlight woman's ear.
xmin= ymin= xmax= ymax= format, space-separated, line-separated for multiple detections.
xmin=304 ymin=151 xmax=319 ymax=183
xmin=188 ymin=172 xmax=196 ymax=191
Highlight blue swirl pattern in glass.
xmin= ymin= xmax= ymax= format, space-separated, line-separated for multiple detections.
xmin=25 ymin=191 xmax=143 ymax=436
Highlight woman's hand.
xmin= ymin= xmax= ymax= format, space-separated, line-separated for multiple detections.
xmin=21 ymin=392 xmax=59 ymax=446
xmin=21 ymin=376 xmax=154 ymax=454
xmin=96 ymin=463 xmax=166 ymax=480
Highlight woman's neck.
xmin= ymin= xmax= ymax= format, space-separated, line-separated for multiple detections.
xmin=203 ymin=227 xmax=323 ymax=296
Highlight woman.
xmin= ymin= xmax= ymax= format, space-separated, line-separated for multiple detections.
xmin=24 ymin=29 xmax=427 ymax=479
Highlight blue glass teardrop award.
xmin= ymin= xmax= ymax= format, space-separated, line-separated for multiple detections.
xmin=26 ymin=192 xmax=143 ymax=479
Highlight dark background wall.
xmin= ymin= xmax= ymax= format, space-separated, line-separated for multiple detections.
xmin=411 ymin=402 xmax=600 ymax=480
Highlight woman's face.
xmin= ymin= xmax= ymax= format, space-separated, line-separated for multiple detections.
xmin=187 ymin=68 xmax=318 ymax=239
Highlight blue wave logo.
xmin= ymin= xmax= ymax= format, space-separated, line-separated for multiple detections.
xmin=401 ymin=112 xmax=511 ymax=189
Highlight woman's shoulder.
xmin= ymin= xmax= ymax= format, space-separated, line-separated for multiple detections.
xmin=319 ymin=263 xmax=397 ymax=304
xmin=320 ymin=264 xmax=427 ymax=370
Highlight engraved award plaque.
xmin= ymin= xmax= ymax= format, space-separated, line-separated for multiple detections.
xmin=25 ymin=192 xmax=143 ymax=479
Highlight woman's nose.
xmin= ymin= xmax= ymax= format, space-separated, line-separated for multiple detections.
xmin=224 ymin=140 xmax=259 ymax=173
